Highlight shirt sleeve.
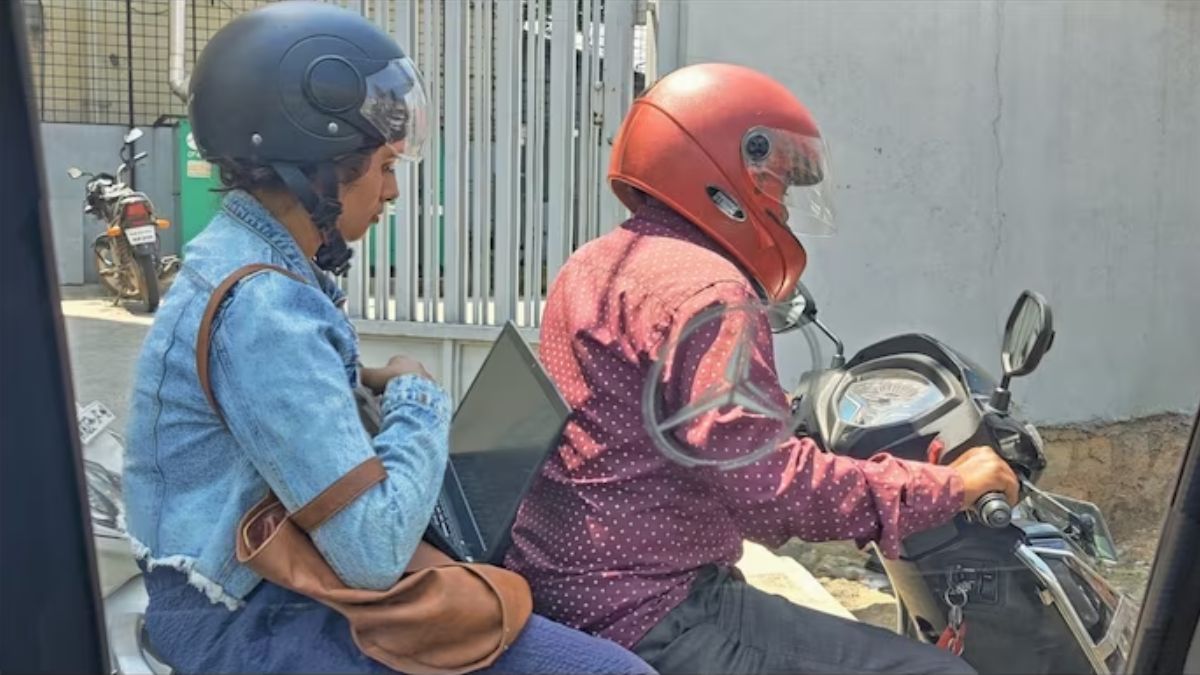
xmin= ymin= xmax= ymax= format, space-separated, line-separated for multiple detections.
xmin=656 ymin=282 xmax=964 ymax=558
xmin=208 ymin=272 xmax=450 ymax=589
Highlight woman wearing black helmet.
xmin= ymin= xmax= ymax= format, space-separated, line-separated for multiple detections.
xmin=122 ymin=3 xmax=653 ymax=673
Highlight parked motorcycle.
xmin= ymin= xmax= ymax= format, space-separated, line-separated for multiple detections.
xmin=787 ymin=288 xmax=1138 ymax=674
xmin=67 ymin=128 xmax=179 ymax=313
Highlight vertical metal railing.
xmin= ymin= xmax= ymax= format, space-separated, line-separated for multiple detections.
xmin=546 ymin=0 xmax=579 ymax=289
xmin=576 ymin=0 xmax=598 ymax=247
xmin=346 ymin=0 xmax=640 ymax=333
xmin=493 ymin=0 xmax=522 ymax=326
xmin=521 ymin=0 xmax=544 ymax=326
xmin=443 ymin=0 xmax=468 ymax=324
xmin=393 ymin=0 xmax=421 ymax=321
xmin=421 ymin=0 xmax=443 ymax=322
xmin=598 ymin=0 xmax=634 ymax=233
xmin=470 ymin=0 xmax=494 ymax=325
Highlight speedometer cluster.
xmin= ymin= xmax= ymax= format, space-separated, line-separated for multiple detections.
xmin=836 ymin=369 xmax=947 ymax=428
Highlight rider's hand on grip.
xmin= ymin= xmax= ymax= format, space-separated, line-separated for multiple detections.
xmin=947 ymin=445 xmax=1020 ymax=511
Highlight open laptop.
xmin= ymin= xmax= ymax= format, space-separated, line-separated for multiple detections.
xmin=424 ymin=322 xmax=570 ymax=564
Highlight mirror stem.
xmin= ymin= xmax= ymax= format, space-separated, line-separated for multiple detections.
xmin=812 ymin=317 xmax=846 ymax=368
xmin=989 ymin=382 xmax=1012 ymax=414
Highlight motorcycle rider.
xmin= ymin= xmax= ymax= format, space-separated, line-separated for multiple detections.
xmin=505 ymin=63 xmax=1018 ymax=673
xmin=122 ymin=3 xmax=652 ymax=673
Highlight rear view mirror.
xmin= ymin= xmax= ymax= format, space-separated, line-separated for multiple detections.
xmin=1002 ymin=290 xmax=1055 ymax=379
xmin=67 ymin=167 xmax=83 ymax=179
xmin=772 ymin=281 xmax=845 ymax=367
xmin=123 ymin=127 xmax=144 ymax=144
xmin=769 ymin=281 xmax=817 ymax=332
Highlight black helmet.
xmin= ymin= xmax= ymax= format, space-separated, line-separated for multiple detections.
xmin=189 ymin=1 xmax=428 ymax=274
xmin=190 ymin=1 xmax=427 ymax=164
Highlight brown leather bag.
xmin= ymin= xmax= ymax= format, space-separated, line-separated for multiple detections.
xmin=196 ymin=263 xmax=533 ymax=675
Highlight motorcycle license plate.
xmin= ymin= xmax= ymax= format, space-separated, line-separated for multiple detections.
xmin=76 ymin=400 xmax=116 ymax=445
xmin=124 ymin=225 xmax=156 ymax=246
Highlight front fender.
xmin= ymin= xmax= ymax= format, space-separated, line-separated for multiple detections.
xmin=130 ymin=242 xmax=159 ymax=259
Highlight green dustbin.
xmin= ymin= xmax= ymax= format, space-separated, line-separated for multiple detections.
xmin=177 ymin=118 xmax=223 ymax=255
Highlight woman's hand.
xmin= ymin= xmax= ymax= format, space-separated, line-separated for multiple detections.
xmin=948 ymin=445 xmax=1020 ymax=510
xmin=361 ymin=355 xmax=434 ymax=394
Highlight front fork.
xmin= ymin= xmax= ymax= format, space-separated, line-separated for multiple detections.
xmin=93 ymin=234 xmax=125 ymax=302
xmin=96 ymin=233 xmax=158 ymax=301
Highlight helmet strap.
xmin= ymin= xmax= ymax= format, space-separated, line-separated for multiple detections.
xmin=273 ymin=162 xmax=353 ymax=276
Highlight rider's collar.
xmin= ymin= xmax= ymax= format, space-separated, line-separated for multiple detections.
xmin=221 ymin=190 xmax=344 ymax=303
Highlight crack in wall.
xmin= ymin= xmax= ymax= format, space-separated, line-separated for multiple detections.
xmin=989 ymin=0 xmax=1006 ymax=281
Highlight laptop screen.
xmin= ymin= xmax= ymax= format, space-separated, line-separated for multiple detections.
xmin=448 ymin=323 xmax=570 ymax=559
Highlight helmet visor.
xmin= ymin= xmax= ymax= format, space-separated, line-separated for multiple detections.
xmin=360 ymin=57 xmax=429 ymax=162
xmin=743 ymin=126 xmax=835 ymax=236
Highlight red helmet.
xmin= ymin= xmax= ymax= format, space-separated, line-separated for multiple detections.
xmin=608 ymin=63 xmax=834 ymax=302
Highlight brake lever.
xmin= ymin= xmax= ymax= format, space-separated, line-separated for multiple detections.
xmin=1020 ymin=478 xmax=1100 ymax=557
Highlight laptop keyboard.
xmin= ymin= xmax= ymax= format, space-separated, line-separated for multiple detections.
xmin=428 ymin=497 xmax=473 ymax=561
xmin=452 ymin=450 xmax=539 ymax=554
xmin=430 ymin=502 xmax=452 ymax=537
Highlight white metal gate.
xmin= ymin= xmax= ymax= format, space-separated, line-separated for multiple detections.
xmin=340 ymin=0 xmax=646 ymax=400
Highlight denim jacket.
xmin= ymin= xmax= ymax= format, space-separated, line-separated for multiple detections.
xmin=124 ymin=190 xmax=450 ymax=608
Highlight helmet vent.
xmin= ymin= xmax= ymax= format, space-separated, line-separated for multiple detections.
xmin=744 ymin=132 xmax=771 ymax=162
xmin=706 ymin=186 xmax=746 ymax=221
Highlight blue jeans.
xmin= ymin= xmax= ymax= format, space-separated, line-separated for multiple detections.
xmin=142 ymin=567 xmax=654 ymax=674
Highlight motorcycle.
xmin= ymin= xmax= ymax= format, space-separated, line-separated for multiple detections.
xmin=77 ymin=400 xmax=170 ymax=675
xmin=67 ymin=127 xmax=179 ymax=313
xmin=84 ymin=288 xmax=1136 ymax=675
xmin=788 ymin=288 xmax=1138 ymax=674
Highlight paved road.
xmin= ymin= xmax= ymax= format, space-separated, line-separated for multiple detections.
xmin=60 ymin=285 xmax=152 ymax=428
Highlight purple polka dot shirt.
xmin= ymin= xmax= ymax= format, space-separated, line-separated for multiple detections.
xmin=505 ymin=200 xmax=964 ymax=648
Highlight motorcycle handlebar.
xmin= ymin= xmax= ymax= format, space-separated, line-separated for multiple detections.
xmin=974 ymin=491 xmax=1013 ymax=528
xmin=938 ymin=424 xmax=1019 ymax=530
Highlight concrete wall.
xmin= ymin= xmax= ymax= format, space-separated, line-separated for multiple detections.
xmin=673 ymin=0 xmax=1200 ymax=424
xmin=40 ymin=123 xmax=180 ymax=285
xmin=357 ymin=322 xmax=543 ymax=407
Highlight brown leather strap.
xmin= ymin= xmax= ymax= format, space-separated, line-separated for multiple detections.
xmin=196 ymin=263 xmax=306 ymax=421
xmin=292 ymin=456 xmax=388 ymax=532
xmin=197 ymin=264 xmax=385 ymax=533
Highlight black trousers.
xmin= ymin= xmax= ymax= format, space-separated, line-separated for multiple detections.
xmin=633 ymin=567 xmax=975 ymax=675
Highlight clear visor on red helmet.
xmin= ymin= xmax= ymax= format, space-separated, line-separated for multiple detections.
xmin=359 ymin=57 xmax=429 ymax=162
xmin=742 ymin=126 xmax=835 ymax=236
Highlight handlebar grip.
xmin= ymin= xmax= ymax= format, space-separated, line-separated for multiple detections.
xmin=974 ymin=492 xmax=1012 ymax=528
